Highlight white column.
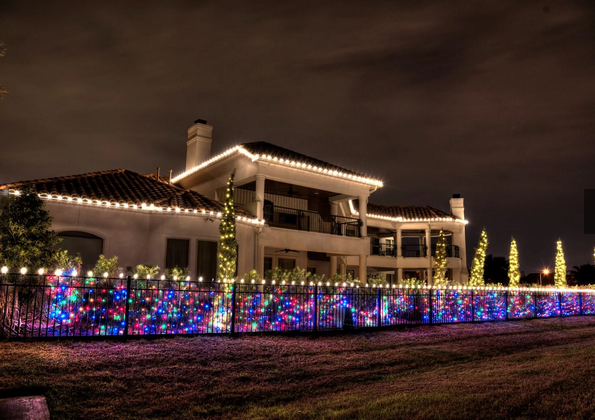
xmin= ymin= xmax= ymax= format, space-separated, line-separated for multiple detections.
xmin=339 ymin=257 xmax=347 ymax=276
xmin=330 ymin=256 xmax=338 ymax=277
xmin=426 ymin=226 xmax=433 ymax=285
xmin=397 ymin=268 xmax=403 ymax=283
xmin=395 ymin=227 xmax=402 ymax=257
xmin=358 ymin=195 xmax=367 ymax=237
xmin=255 ymin=174 xmax=266 ymax=220
xmin=257 ymin=244 xmax=265 ymax=279
xmin=359 ymin=254 xmax=367 ymax=283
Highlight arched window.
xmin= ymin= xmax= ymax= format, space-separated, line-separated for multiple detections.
xmin=57 ymin=231 xmax=103 ymax=272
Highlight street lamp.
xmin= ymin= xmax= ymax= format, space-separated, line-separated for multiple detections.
xmin=540 ymin=269 xmax=550 ymax=286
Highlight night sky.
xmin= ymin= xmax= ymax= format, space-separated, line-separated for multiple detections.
xmin=1 ymin=1 xmax=594 ymax=271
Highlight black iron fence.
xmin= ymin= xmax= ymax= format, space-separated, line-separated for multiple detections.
xmin=1 ymin=274 xmax=594 ymax=339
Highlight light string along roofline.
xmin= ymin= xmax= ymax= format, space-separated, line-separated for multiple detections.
xmin=170 ymin=145 xmax=384 ymax=187
xmin=5 ymin=190 xmax=264 ymax=226
xmin=348 ymin=200 xmax=469 ymax=224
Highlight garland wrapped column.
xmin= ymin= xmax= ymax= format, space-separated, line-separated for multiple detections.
xmin=217 ymin=171 xmax=237 ymax=282
xmin=469 ymin=228 xmax=488 ymax=287
xmin=433 ymin=229 xmax=448 ymax=286
xmin=508 ymin=236 xmax=520 ymax=287
xmin=554 ymin=239 xmax=567 ymax=288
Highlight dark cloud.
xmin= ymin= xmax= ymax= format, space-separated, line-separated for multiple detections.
xmin=0 ymin=0 xmax=594 ymax=269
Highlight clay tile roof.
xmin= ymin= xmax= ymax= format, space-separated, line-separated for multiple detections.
xmin=240 ymin=142 xmax=370 ymax=179
xmin=0 ymin=169 xmax=251 ymax=216
xmin=353 ymin=200 xmax=458 ymax=221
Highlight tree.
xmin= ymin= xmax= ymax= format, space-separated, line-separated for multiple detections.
xmin=508 ymin=237 xmax=520 ymax=287
xmin=433 ymin=229 xmax=448 ymax=286
xmin=92 ymin=255 xmax=121 ymax=278
xmin=217 ymin=171 xmax=237 ymax=282
xmin=554 ymin=239 xmax=567 ymax=288
xmin=469 ymin=228 xmax=488 ymax=286
xmin=51 ymin=249 xmax=83 ymax=273
xmin=0 ymin=42 xmax=7 ymax=99
xmin=570 ymin=264 xmax=595 ymax=286
xmin=0 ymin=186 xmax=60 ymax=271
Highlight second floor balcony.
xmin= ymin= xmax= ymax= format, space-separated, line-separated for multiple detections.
xmin=266 ymin=205 xmax=362 ymax=237
xmin=370 ymin=242 xmax=460 ymax=258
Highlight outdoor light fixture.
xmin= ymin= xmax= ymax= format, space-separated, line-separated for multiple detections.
xmin=161 ymin=275 xmax=165 ymax=280
xmin=87 ymin=271 xmax=93 ymax=277
xmin=133 ymin=274 xmax=138 ymax=279
xmin=119 ymin=273 xmax=124 ymax=278
xmin=72 ymin=270 xmax=77 ymax=277
xmin=55 ymin=269 xmax=63 ymax=276
xmin=1 ymin=266 xmax=8 ymax=274
xmin=20 ymin=267 xmax=27 ymax=275
xmin=38 ymin=268 xmax=44 ymax=275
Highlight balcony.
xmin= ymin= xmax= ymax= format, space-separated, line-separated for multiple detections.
xmin=431 ymin=244 xmax=460 ymax=258
xmin=266 ymin=205 xmax=361 ymax=237
xmin=370 ymin=242 xmax=396 ymax=257
xmin=401 ymin=244 xmax=427 ymax=258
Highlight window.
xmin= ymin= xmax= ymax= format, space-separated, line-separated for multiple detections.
xmin=307 ymin=267 xmax=317 ymax=275
xmin=57 ymin=231 xmax=103 ymax=272
xmin=278 ymin=258 xmax=296 ymax=271
xmin=197 ymin=240 xmax=217 ymax=281
xmin=264 ymin=257 xmax=273 ymax=273
xmin=166 ymin=239 xmax=189 ymax=269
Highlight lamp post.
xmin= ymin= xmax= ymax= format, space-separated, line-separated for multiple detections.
xmin=540 ymin=268 xmax=550 ymax=286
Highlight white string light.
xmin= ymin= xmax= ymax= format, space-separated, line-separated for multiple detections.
xmin=348 ymin=200 xmax=468 ymax=224
xmin=171 ymin=145 xmax=384 ymax=187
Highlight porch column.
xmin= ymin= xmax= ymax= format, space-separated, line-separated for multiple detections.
xmin=397 ymin=268 xmax=403 ymax=283
xmin=358 ymin=195 xmax=367 ymax=237
xmin=339 ymin=257 xmax=347 ymax=276
xmin=257 ymin=244 xmax=265 ymax=279
xmin=395 ymin=227 xmax=402 ymax=257
xmin=425 ymin=226 xmax=433 ymax=285
xmin=330 ymin=256 xmax=338 ymax=277
xmin=255 ymin=174 xmax=266 ymax=220
xmin=359 ymin=254 xmax=367 ymax=283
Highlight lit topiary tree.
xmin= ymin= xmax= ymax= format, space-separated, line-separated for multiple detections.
xmin=469 ymin=228 xmax=488 ymax=287
xmin=433 ymin=229 xmax=448 ymax=286
xmin=554 ymin=239 xmax=567 ymax=288
xmin=217 ymin=171 xmax=237 ymax=282
xmin=508 ymin=237 xmax=520 ymax=287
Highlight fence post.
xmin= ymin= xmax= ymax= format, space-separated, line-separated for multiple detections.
xmin=377 ymin=287 xmax=382 ymax=328
xmin=471 ymin=288 xmax=474 ymax=322
xmin=558 ymin=292 xmax=563 ymax=317
xmin=534 ymin=291 xmax=538 ymax=319
xmin=505 ymin=290 xmax=509 ymax=321
xmin=313 ymin=285 xmax=318 ymax=333
xmin=428 ymin=288 xmax=433 ymax=325
xmin=230 ymin=283 xmax=237 ymax=335
xmin=579 ymin=292 xmax=583 ymax=316
xmin=123 ymin=275 xmax=132 ymax=340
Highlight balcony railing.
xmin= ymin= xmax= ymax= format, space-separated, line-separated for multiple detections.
xmin=431 ymin=245 xmax=460 ymax=258
xmin=371 ymin=242 xmax=396 ymax=257
xmin=401 ymin=244 xmax=428 ymax=258
xmin=266 ymin=205 xmax=361 ymax=237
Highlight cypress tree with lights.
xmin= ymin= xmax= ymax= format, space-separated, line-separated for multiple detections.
xmin=433 ymin=229 xmax=448 ymax=286
xmin=508 ymin=236 xmax=520 ymax=287
xmin=469 ymin=228 xmax=488 ymax=287
xmin=217 ymin=171 xmax=237 ymax=282
xmin=554 ymin=239 xmax=567 ymax=288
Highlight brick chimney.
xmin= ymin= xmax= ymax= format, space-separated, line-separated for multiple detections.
xmin=186 ymin=119 xmax=213 ymax=171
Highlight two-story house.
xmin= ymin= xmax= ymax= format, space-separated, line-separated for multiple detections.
xmin=0 ymin=119 xmax=468 ymax=284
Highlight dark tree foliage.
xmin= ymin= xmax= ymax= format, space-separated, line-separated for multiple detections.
xmin=570 ymin=264 xmax=595 ymax=286
xmin=0 ymin=186 xmax=60 ymax=270
xmin=484 ymin=254 xmax=509 ymax=284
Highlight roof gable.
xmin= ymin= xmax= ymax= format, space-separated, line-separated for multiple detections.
xmin=351 ymin=200 xmax=465 ymax=223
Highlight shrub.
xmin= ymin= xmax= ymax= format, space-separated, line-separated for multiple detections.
xmin=92 ymin=255 xmax=121 ymax=278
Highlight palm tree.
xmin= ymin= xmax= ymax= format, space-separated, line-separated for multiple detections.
xmin=570 ymin=264 xmax=595 ymax=286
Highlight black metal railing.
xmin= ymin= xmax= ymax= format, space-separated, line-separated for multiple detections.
xmin=370 ymin=241 xmax=396 ymax=257
xmin=266 ymin=205 xmax=361 ymax=237
xmin=430 ymin=245 xmax=460 ymax=258
xmin=1 ymin=274 xmax=595 ymax=339
xmin=401 ymin=244 xmax=428 ymax=258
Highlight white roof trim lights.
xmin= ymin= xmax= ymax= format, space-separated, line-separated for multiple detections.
xmin=348 ymin=200 xmax=469 ymax=224
xmin=171 ymin=146 xmax=384 ymax=187
xmin=7 ymin=191 xmax=265 ymax=226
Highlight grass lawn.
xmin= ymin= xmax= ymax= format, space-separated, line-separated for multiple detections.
xmin=2 ymin=318 xmax=595 ymax=419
